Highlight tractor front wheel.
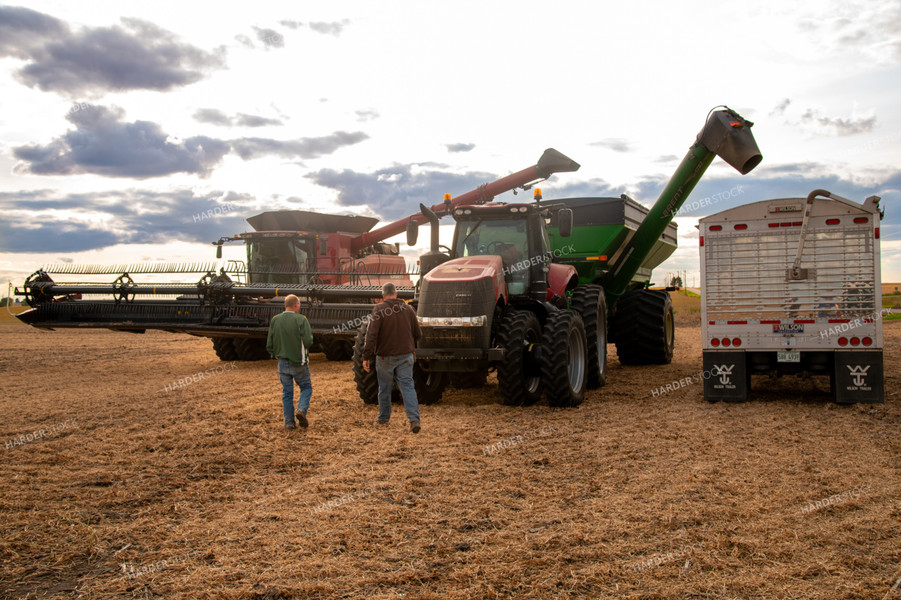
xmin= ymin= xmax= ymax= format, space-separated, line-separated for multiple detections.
xmin=541 ymin=310 xmax=587 ymax=407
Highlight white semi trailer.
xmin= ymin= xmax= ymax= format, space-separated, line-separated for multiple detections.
xmin=699 ymin=189 xmax=884 ymax=403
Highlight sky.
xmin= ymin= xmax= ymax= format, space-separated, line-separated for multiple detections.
xmin=0 ymin=0 xmax=899 ymax=296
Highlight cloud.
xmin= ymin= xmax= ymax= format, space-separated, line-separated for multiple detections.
xmin=276 ymin=19 xmax=349 ymax=36
xmin=770 ymin=98 xmax=791 ymax=116
xmin=355 ymin=109 xmax=379 ymax=122
xmin=0 ymin=189 xmax=255 ymax=252
xmin=307 ymin=165 xmax=497 ymax=220
xmin=654 ymin=155 xmax=679 ymax=164
xmin=193 ymin=108 xmax=283 ymax=127
xmin=0 ymin=6 xmax=224 ymax=97
xmin=591 ymin=138 xmax=633 ymax=153
xmin=800 ymin=107 xmax=876 ymax=136
xmin=446 ymin=143 xmax=475 ymax=153
xmin=253 ymin=27 xmax=284 ymax=48
xmin=13 ymin=105 xmax=366 ymax=178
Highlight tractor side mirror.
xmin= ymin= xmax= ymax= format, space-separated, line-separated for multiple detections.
xmin=558 ymin=208 xmax=573 ymax=238
xmin=406 ymin=219 xmax=419 ymax=246
xmin=216 ymin=243 xmax=223 ymax=259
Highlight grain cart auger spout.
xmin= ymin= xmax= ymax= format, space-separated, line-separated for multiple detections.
xmin=378 ymin=107 xmax=761 ymax=409
xmin=15 ymin=149 xmax=580 ymax=364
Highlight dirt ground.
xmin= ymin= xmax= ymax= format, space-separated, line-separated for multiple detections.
xmin=0 ymin=309 xmax=898 ymax=600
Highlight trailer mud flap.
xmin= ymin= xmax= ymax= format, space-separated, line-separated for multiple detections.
xmin=834 ymin=350 xmax=884 ymax=404
xmin=702 ymin=351 xmax=747 ymax=402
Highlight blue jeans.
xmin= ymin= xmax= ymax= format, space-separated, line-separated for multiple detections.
xmin=278 ymin=359 xmax=312 ymax=426
xmin=376 ymin=353 xmax=419 ymax=423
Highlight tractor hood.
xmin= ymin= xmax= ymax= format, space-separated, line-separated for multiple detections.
xmin=423 ymin=255 xmax=503 ymax=283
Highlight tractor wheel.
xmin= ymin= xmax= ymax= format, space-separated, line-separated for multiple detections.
xmin=496 ymin=310 xmax=543 ymax=406
xmin=234 ymin=338 xmax=269 ymax=361
xmin=452 ymin=369 xmax=488 ymax=389
xmin=212 ymin=337 xmax=239 ymax=361
xmin=414 ymin=362 xmax=447 ymax=404
xmin=352 ymin=322 xmax=379 ymax=404
xmin=321 ymin=336 xmax=354 ymax=361
xmin=541 ymin=310 xmax=587 ymax=407
xmin=612 ymin=289 xmax=675 ymax=365
xmin=571 ymin=284 xmax=608 ymax=389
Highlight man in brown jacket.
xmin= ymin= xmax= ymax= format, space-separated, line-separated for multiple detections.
xmin=362 ymin=282 xmax=422 ymax=433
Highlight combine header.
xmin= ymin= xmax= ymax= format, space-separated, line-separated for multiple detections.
xmin=15 ymin=150 xmax=581 ymax=361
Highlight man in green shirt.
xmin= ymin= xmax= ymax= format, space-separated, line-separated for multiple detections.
xmin=266 ymin=294 xmax=314 ymax=430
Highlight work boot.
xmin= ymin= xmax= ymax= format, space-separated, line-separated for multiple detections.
xmin=376 ymin=420 xmax=389 ymax=427
xmin=296 ymin=410 xmax=308 ymax=428
xmin=285 ymin=424 xmax=296 ymax=431
xmin=410 ymin=420 xmax=421 ymax=434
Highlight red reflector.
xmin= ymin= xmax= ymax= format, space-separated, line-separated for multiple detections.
xmin=853 ymin=217 xmax=868 ymax=224
xmin=792 ymin=221 xmax=803 ymax=226
xmin=734 ymin=224 xmax=748 ymax=230
xmin=709 ymin=321 xmax=716 ymax=325
xmin=732 ymin=338 xmax=742 ymax=347
xmin=730 ymin=121 xmax=742 ymax=127
xmin=727 ymin=320 xmax=747 ymax=324
xmin=711 ymin=338 xmax=720 ymax=347
xmin=875 ymin=227 xmax=880 ymax=239
xmin=768 ymin=222 xmax=780 ymax=228
xmin=838 ymin=337 xmax=848 ymax=346
xmin=710 ymin=225 xmax=722 ymax=231
xmin=700 ymin=236 xmax=704 ymax=247
xmin=722 ymin=338 xmax=732 ymax=347
xmin=862 ymin=337 xmax=873 ymax=346
xmin=794 ymin=319 xmax=815 ymax=324
xmin=864 ymin=318 xmax=874 ymax=323
xmin=828 ymin=319 xmax=850 ymax=323
xmin=780 ymin=222 xmax=792 ymax=227
xmin=850 ymin=337 xmax=860 ymax=346
xmin=826 ymin=218 xmax=840 ymax=225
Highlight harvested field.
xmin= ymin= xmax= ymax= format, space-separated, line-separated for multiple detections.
xmin=0 ymin=311 xmax=898 ymax=600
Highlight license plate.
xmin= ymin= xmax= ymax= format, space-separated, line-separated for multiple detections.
xmin=777 ymin=351 xmax=800 ymax=363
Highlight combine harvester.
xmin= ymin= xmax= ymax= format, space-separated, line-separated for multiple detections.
xmin=354 ymin=107 xmax=763 ymax=406
xmin=700 ymin=189 xmax=885 ymax=403
xmin=15 ymin=150 xmax=581 ymax=362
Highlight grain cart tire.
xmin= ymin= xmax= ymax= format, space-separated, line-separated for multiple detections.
xmin=571 ymin=284 xmax=608 ymax=389
xmin=414 ymin=362 xmax=447 ymax=404
xmin=541 ymin=310 xmax=587 ymax=407
xmin=234 ymin=338 xmax=269 ymax=361
xmin=612 ymin=289 xmax=674 ymax=365
xmin=353 ymin=322 xmax=379 ymax=404
xmin=212 ymin=337 xmax=239 ymax=361
xmin=496 ymin=310 xmax=543 ymax=406
xmin=321 ymin=336 xmax=354 ymax=361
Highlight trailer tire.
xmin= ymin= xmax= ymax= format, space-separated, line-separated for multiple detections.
xmin=414 ymin=363 xmax=447 ymax=404
xmin=212 ymin=337 xmax=239 ymax=361
xmin=571 ymin=284 xmax=607 ymax=389
xmin=353 ymin=322 xmax=379 ymax=404
xmin=321 ymin=337 xmax=354 ymax=361
xmin=612 ymin=289 xmax=674 ymax=365
xmin=234 ymin=338 xmax=269 ymax=361
xmin=496 ymin=310 xmax=543 ymax=406
xmin=541 ymin=310 xmax=587 ymax=407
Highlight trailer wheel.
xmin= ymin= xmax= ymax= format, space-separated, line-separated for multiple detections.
xmin=321 ymin=337 xmax=354 ymax=361
xmin=496 ymin=310 xmax=543 ymax=406
xmin=571 ymin=284 xmax=607 ymax=389
xmin=212 ymin=337 xmax=239 ymax=361
xmin=352 ymin=322 xmax=379 ymax=404
xmin=234 ymin=338 xmax=269 ymax=361
xmin=612 ymin=289 xmax=674 ymax=365
xmin=541 ymin=310 xmax=587 ymax=407
xmin=414 ymin=363 xmax=447 ymax=404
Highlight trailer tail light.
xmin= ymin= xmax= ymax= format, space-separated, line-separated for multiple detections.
xmin=732 ymin=338 xmax=742 ymax=347
xmin=709 ymin=225 xmax=722 ymax=231
xmin=875 ymin=228 xmax=880 ymax=239
xmin=711 ymin=338 xmax=720 ymax=347
xmin=850 ymin=337 xmax=860 ymax=346
xmin=838 ymin=337 xmax=848 ymax=346
xmin=862 ymin=337 xmax=873 ymax=346
xmin=721 ymin=337 xmax=732 ymax=347
xmin=826 ymin=218 xmax=840 ymax=225
xmin=734 ymin=224 xmax=748 ymax=230
xmin=853 ymin=217 xmax=869 ymax=224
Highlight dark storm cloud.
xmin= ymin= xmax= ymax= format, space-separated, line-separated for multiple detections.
xmin=446 ymin=143 xmax=475 ymax=153
xmin=12 ymin=105 xmax=366 ymax=178
xmin=591 ymin=138 xmax=633 ymax=153
xmin=0 ymin=188 xmax=255 ymax=252
xmin=0 ymin=7 xmax=224 ymax=97
xmin=230 ymin=131 xmax=369 ymax=160
xmin=193 ymin=108 xmax=283 ymax=127
xmin=307 ymin=165 xmax=497 ymax=220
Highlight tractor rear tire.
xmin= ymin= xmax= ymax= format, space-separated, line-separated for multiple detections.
xmin=414 ymin=363 xmax=447 ymax=404
xmin=321 ymin=336 xmax=354 ymax=361
xmin=212 ymin=337 xmax=239 ymax=361
xmin=541 ymin=310 xmax=587 ymax=407
xmin=496 ymin=310 xmax=543 ymax=407
xmin=234 ymin=338 xmax=269 ymax=361
xmin=571 ymin=284 xmax=607 ymax=389
xmin=353 ymin=322 xmax=379 ymax=404
xmin=612 ymin=289 xmax=675 ymax=365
